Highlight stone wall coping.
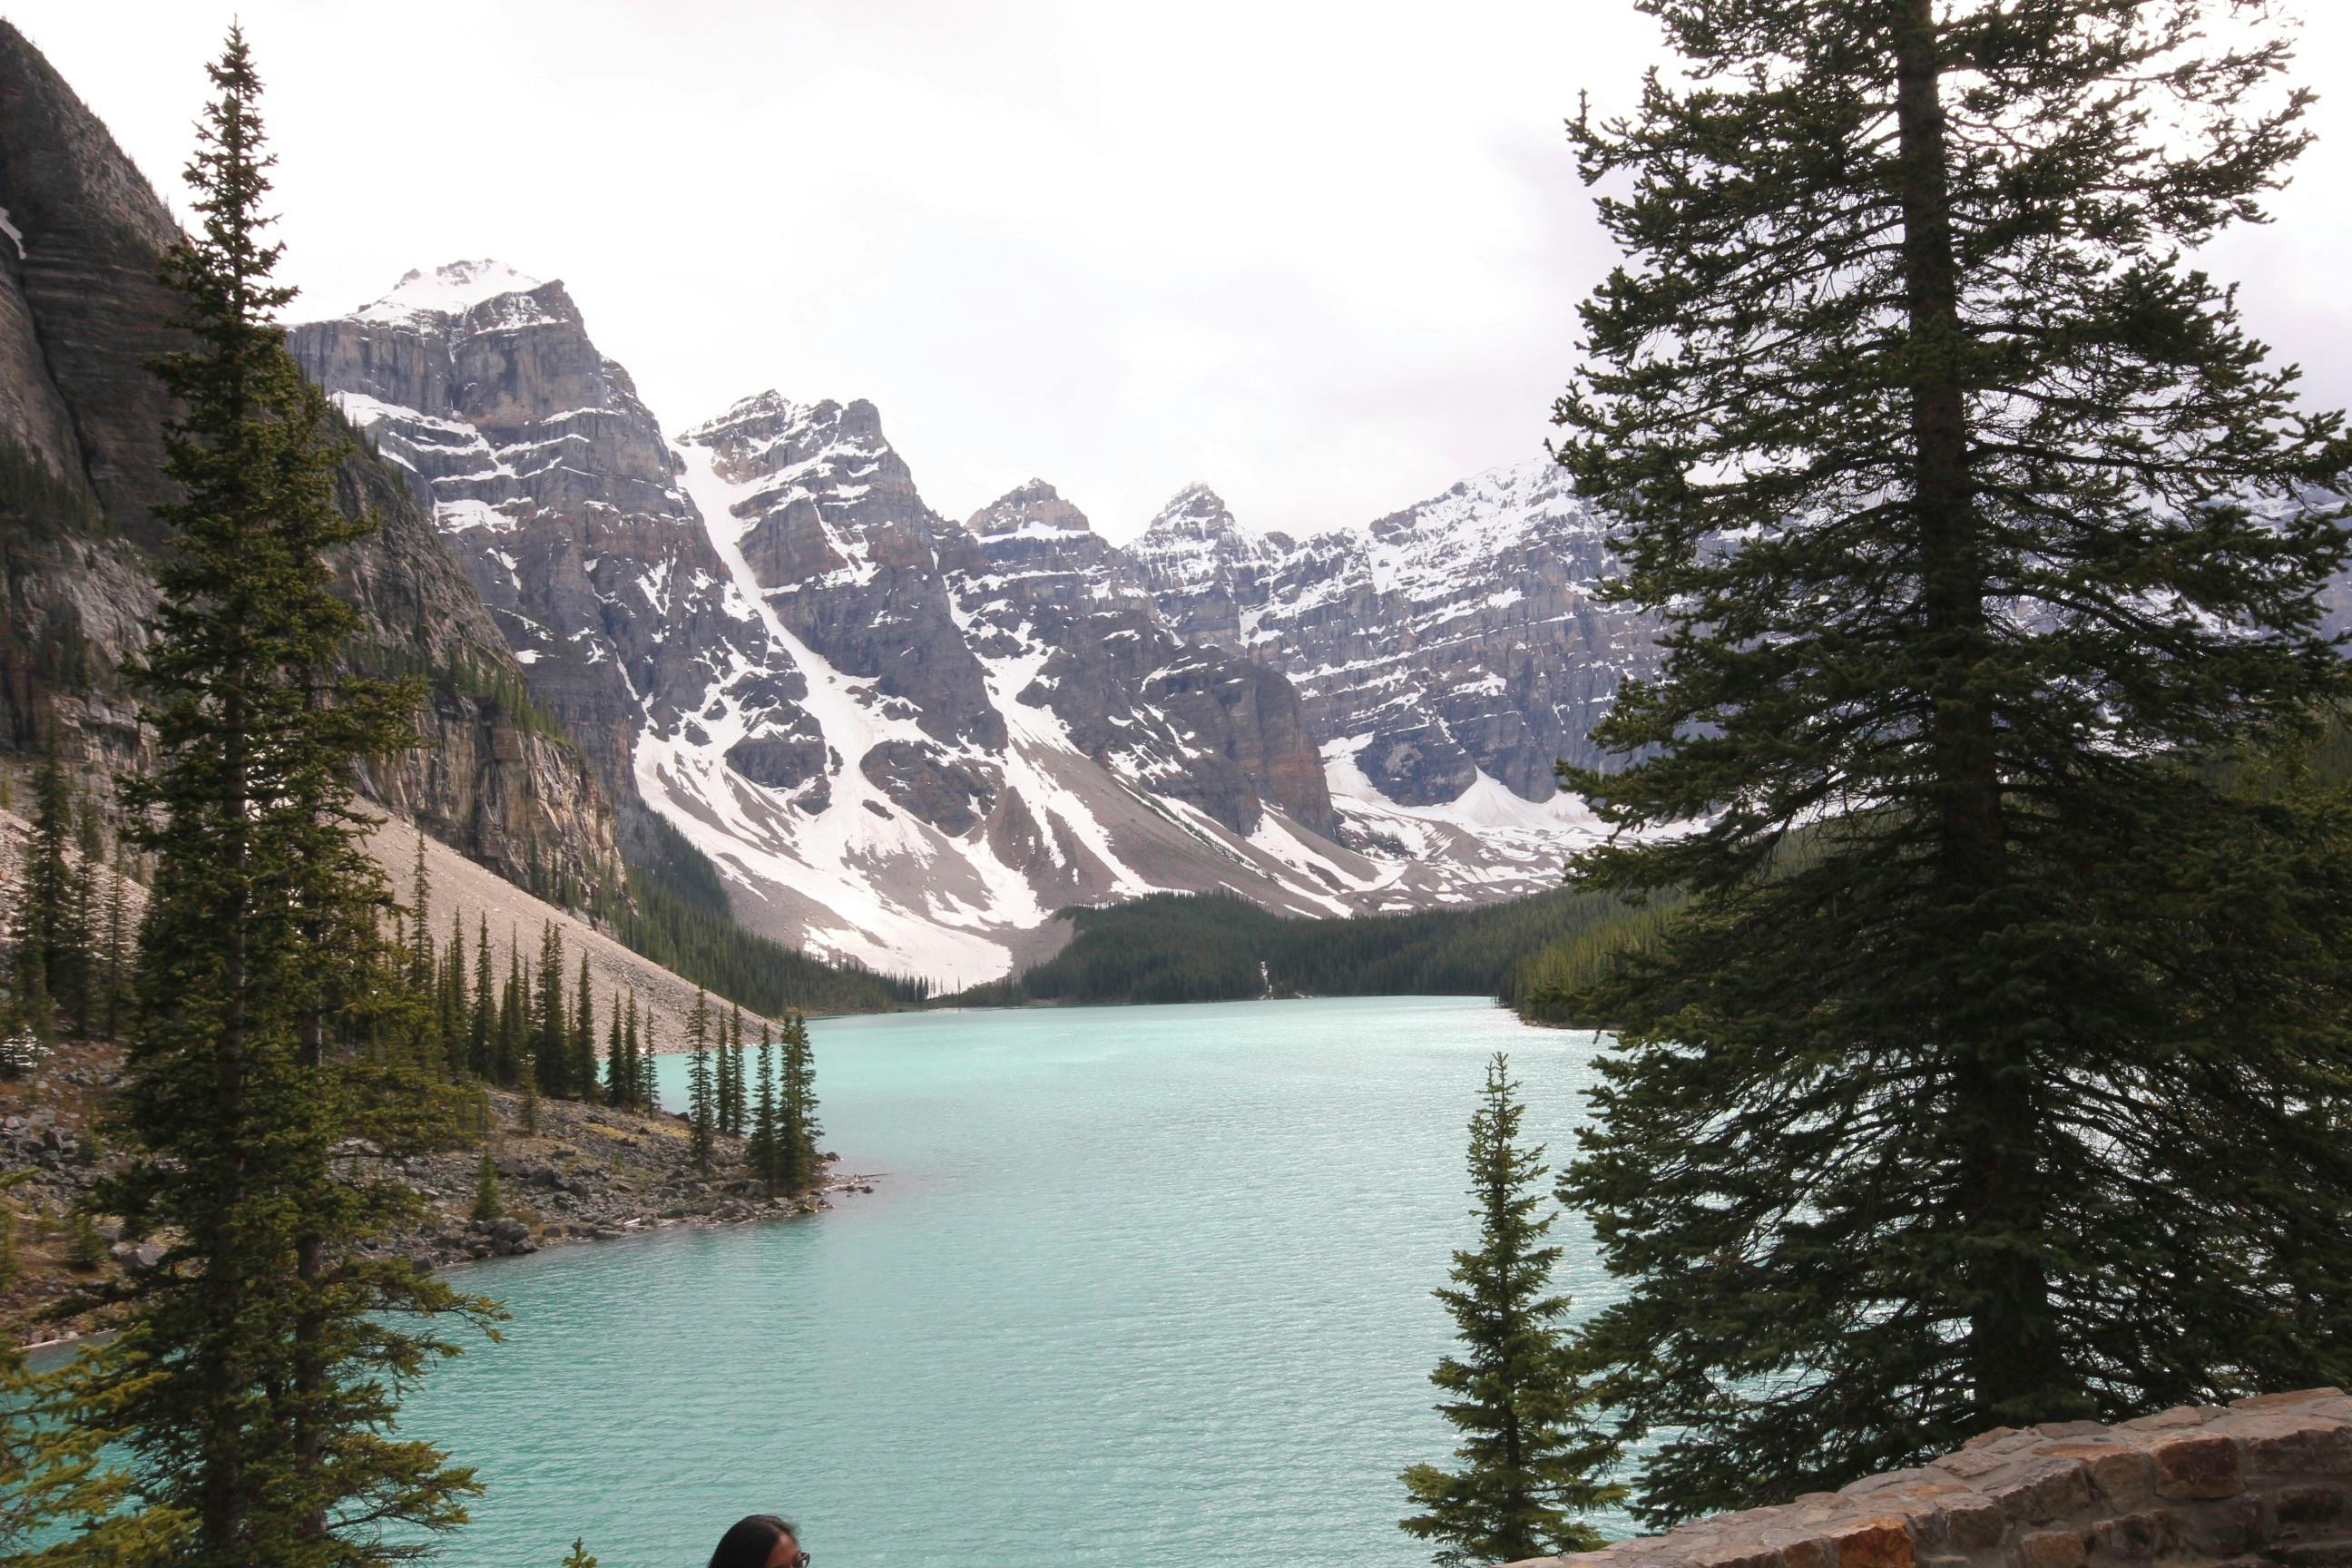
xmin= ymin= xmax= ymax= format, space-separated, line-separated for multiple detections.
xmin=1504 ymin=1388 xmax=2352 ymax=1568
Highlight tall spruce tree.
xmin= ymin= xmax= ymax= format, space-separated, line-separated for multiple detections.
xmin=441 ymin=912 xmax=467 ymax=1078
xmin=100 ymin=843 xmax=134 ymax=1044
xmin=498 ymin=936 xmax=524 ymax=1087
xmin=404 ymin=831 xmax=433 ymax=997
xmin=686 ymin=989 xmax=716 ymax=1173
xmin=67 ymin=28 xmax=497 ymax=1562
xmin=750 ymin=1021 xmax=779 ymax=1200
xmin=1402 ymin=1054 xmax=1616 ymax=1566
xmin=571 ymin=955 xmax=595 ymax=1103
xmin=534 ymin=923 xmax=565 ymax=1099
xmin=708 ymin=1007 xmax=728 ymax=1133
xmin=9 ymin=725 xmax=90 ymax=1032
xmin=723 ymin=1003 xmax=748 ymax=1135
xmin=636 ymin=1011 xmax=660 ymax=1112
xmin=68 ymin=797 xmax=104 ymax=1035
xmin=1553 ymin=0 xmax=2352 ymax=1524
xmin=779 ymin=1010 xmax=821 ymax=1191
xmin=467 ymin=915 xmax=493 ymax=1081
xmin=603 ymin=990 xmax=627 ymax=1106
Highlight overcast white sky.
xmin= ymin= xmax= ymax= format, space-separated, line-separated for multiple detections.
xmin=11 ymin=2 xmax=2352 ymax=540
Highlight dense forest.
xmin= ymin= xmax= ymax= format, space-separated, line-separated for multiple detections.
xmin=946 ymin=884 xmax=1663 ymax=1013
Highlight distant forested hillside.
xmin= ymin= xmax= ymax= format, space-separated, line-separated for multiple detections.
xmin=947 ymin=886 xmax=1659 ymax=1011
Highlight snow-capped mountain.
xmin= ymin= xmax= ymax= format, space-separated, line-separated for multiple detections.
xmin=1126 ymin=483 xmax=1292 ymax=652
xmin=1132 ymin=464 xmax=1656 ymax=807
xmin=294 ymin=267 xmax=1602 ymax=985
xmin=288 ymin=263 xmax=762 ymax=798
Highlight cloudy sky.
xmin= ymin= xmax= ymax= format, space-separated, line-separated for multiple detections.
xmin=12 ymin=2 xmax=2351 ymax=540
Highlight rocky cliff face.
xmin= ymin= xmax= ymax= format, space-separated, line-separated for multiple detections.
xmin=951 ymin=478 xmax=1335 ymax=837
xmin=1125 ymin=484 xmax=1291 ymax=653
xmin=687 ymin=392 xmax=1005 ymax=757
xmin=286 ymin=263 xmax=759 ymax=803
xmin=0 ymin=26 xmax=621 ymax=898
xmin=1132 ymin=464 xmax=1657 ymax=807
xmin=0 ymin=22 xmax=179 ymax=551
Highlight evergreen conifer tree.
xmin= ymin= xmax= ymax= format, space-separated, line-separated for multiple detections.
xmin=779 ymin=1011 xmax=822 ymax=1191
xmin=724 ymin=1004 xmax=748 ymax=1135
xmin=442 ymin=912 xmax=467 ymax=1078
xmin=603 ymin=988 xmax=627 ymax=1106
xmin=1402 ymin=1054 xmax=1616 ymax=1565
xmin=572 ymin=955 xmax=595 ymax=1103
xmin=636 ymin=1013 xmax=659 ymax=1111
xmin=750 ymin=1020 xmax=779 ymax=1198
xmin=712 ymin=1010 xmax=731 ymax=1134
xmin=64 ymin=1208 xmax=104 ymax=1272
xmin=470 ymin=1149 xmax=503 ymax=1225
xmin=534 ymin=923 xmax=566 ymax=1099
xmin=1553 ymin=0 xmax=2352 ymax=1523
xmin=9 ymin=725 xmax=89 ymax=1034
xmin=468 ymin=916 xmax=493 ymax=1081
xmin=498 ymin=936 xmax=525 ymax=1088
xmin=100 ymin=844 xmax=134 ymax=1043
xmin=405 ymin=831 xmax=434 ymax=997
xmin=686 ymin=989 xmax=715 ymax=1173
xmin=67 ymin=30 xmax=498 ymax=1560
xmin=67 ymin=797 xmax=103 ymax=1035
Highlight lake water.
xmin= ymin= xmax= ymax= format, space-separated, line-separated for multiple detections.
xmin=75 ymin=997 xmax=1628 ymax=1567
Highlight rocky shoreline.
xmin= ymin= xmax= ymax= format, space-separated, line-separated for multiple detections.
xmin=1 ymin=1040 xmax=868 ymax=1348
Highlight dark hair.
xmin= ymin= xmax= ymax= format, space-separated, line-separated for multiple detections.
xmin=710 ymin=1514 xmax=798 ymax=1568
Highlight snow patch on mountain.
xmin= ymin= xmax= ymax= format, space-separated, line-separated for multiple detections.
xmin=357 ymin=259 xmax=546 ymax=324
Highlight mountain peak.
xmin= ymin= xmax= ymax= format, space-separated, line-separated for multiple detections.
xmin=968 ymin=479 xmax=1091 ymax=538
xmin=355 ymin=260 xmax=548 ymax=324
xmin=678 ymin=393 xmax=900 ymax=466
xmin=1144 ymin=483 xmax=1242 ymax=540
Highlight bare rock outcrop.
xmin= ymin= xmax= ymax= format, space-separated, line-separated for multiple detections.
xmin=1507 ymin=1389 xmax=2352 ymax=1568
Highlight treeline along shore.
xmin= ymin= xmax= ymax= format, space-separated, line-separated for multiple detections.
xmin=942 ymin=883 xmax=1675 ymax=1023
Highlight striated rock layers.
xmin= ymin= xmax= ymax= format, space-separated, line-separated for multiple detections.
xmin=950 ymin=474 xmax=1332 ymax=838
xmin=0 ymin=24 xmax=620 ymax=898
xmin=286 ymin=261 xmax=764 ymax=803
xmin=1132 ymin=464 xmax=1658 ymax=807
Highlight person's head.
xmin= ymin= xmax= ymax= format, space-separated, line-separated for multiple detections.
xmin=710 ymin=1514 xmax=803 ymax=1568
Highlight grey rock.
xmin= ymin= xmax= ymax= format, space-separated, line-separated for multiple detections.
xmin=1132 ymin=466 xmax=1656 ymax=806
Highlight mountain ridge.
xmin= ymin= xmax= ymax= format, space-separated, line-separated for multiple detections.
xmin=283 ymin=257 xmax=1626 ymax=985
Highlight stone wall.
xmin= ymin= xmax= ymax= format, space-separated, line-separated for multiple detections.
xmin=1509 ymin=1389 xmax=2352 ymax=1568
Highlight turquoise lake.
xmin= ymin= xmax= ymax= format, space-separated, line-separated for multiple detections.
xmin=308 ymin=998 xmax=1626 ymax=1564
